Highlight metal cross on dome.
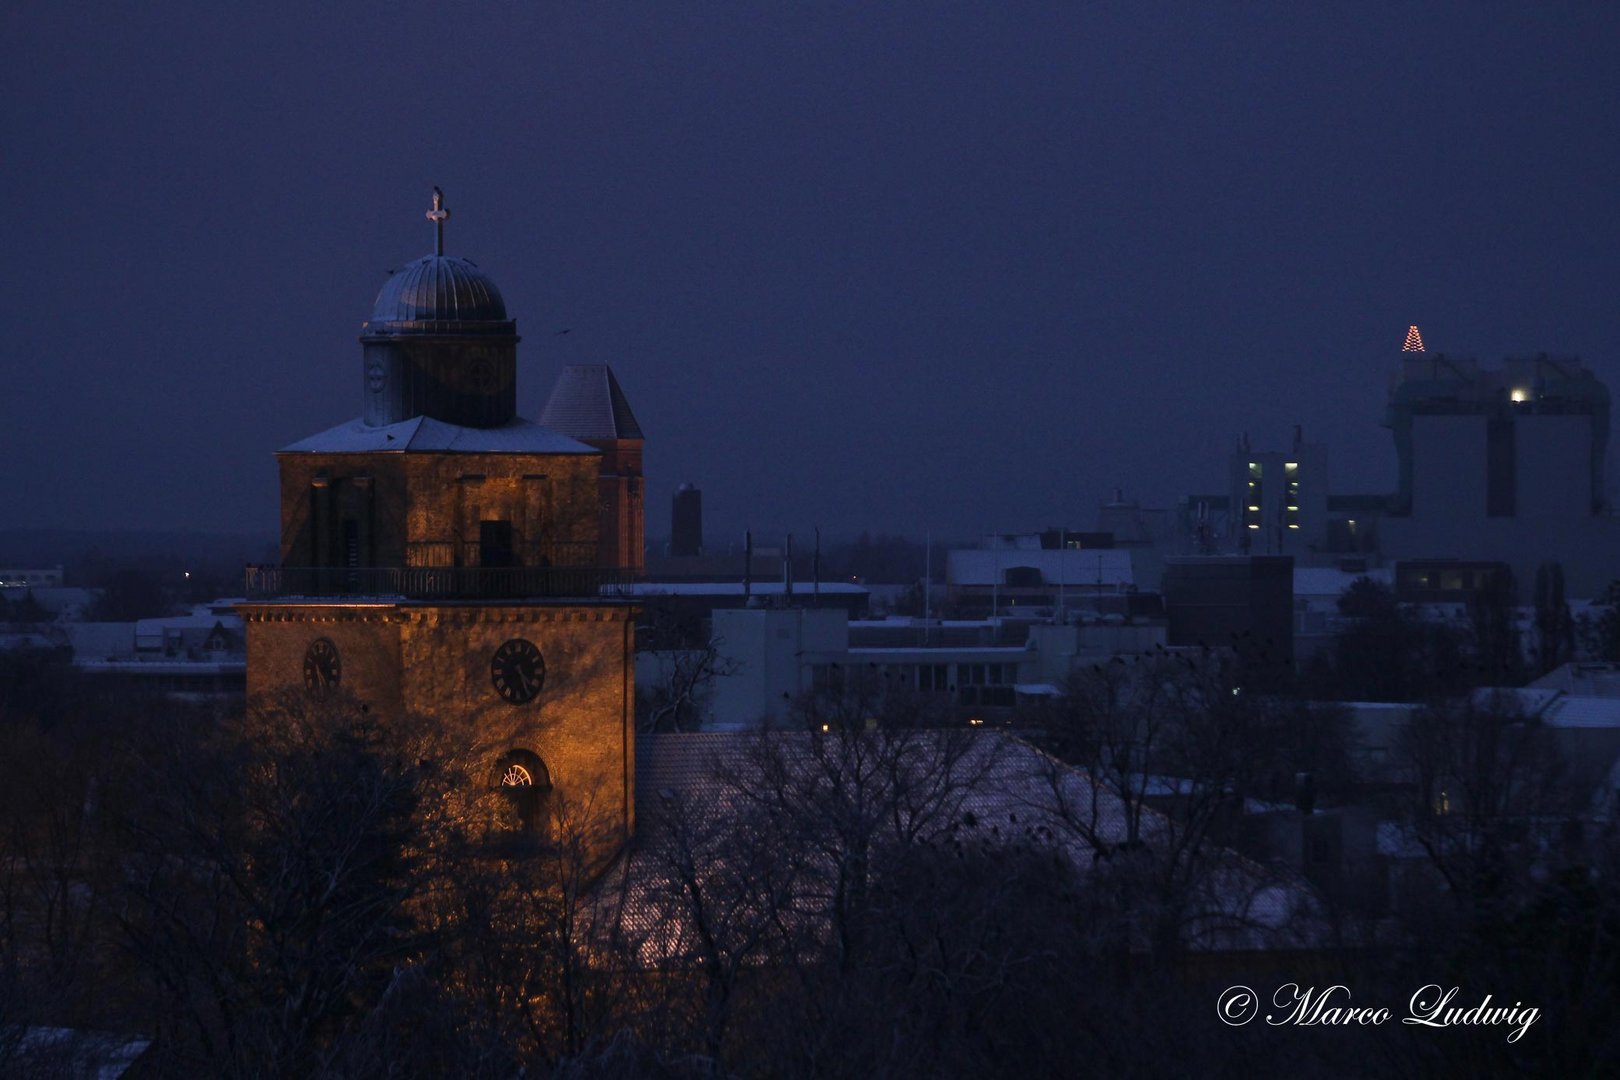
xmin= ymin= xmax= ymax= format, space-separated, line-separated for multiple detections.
xmin=427 ymin=186 xmax=451 ymax=256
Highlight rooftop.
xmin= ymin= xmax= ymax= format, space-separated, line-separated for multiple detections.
xmin=540 ymin=364 xmax=644 ymax=440
xmin=279 ymin=415 xmax=596 ymax=455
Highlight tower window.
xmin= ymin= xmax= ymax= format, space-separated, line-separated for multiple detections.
xmin=492 ymin=749 xmax=552 ymax=835
xmin=1245 ymin=462 xmax=1263 ymax=531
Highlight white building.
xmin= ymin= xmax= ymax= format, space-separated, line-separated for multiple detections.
xmin=698 ymin=606 xmax=1165 ymax=730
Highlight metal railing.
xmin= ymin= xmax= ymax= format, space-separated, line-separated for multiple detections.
xmin=244 ymin=564 xmax=638 ymax=601
xmin=404 ymin=540 xmax=597 ymax=568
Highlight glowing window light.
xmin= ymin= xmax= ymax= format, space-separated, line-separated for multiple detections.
xmin=1511 ymin=387 xmax=1529 ymax=403
xmin=1247 ymin=524 xmax=1260 ymax=530
xmin=1288 ymin=524 xmax=1300 ymax=529
xmin=1248 ymin=505 xmax=1260 ymax=511
xmin=501 ymin=764 xmax=534 ymax=787
xmin=1402 ymin=325 xmax=1425 ymax=353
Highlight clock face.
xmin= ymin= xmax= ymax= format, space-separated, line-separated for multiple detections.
xmin=303 ymin=637 xmax=341 ymax=698
xmin=491 ymin=638 xmax=545 ymax=705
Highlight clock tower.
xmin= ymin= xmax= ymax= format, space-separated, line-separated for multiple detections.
xmin=240 ymin=190 xmax=640 ymax=848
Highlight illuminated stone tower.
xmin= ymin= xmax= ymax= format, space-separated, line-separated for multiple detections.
xmin=541 ymin=364 xmax=646 ymax=574
xmin=240 ymin=191 xmax=639 ymax=846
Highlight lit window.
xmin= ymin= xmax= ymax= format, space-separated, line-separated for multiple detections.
xmin=1245 ymin=464 xmax=1264 ymax=529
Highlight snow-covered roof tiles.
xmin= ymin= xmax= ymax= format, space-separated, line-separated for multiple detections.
xmin=1470 ymin=686 xmax=1620 ymax=728
xmin=629 ymin=730 xmax=1321 ymax=953
xmin=279 ymin=415 xmax=596 ymax=455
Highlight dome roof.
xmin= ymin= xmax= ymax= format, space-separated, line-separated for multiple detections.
xmin=362 ymin=255 xmax=515 ymax=337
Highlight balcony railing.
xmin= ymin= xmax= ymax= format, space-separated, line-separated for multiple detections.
xmin=404 ymin=540 xmax=597 ymax=568
xmin=244 ymin=565 xmax=638 ymax=601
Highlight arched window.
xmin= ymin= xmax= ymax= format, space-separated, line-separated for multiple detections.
xmin=493 ymin=749 xmax=552 ymax=834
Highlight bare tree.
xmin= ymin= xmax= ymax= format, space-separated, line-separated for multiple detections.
xmin=1022 ymin=647 xmax=1337 ymax=963
xmin=110 ymin=690 xmax=458 ymax=1076
xmin=1399 ymin=693 xmax=1576 ymax=925
xmin=637 ymin=640 xmax=736 ymax=734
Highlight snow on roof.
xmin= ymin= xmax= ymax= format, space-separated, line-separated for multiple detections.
xmin=627 ymin=581 xmax=868 ymax=597
xmin=1471 ymin=686 xmax=1559 ymax=718
xmin=1531 ymin=661 xmax=1620 ymax=699
xmin=1538 ymin=695 xmax=1620 ymax=729
xmin=946 ymin=548 xmax=1133 ymax=588
xmin=844 ymin=645 xmax=1029 ymax=659
xmin=13 ymin=1026 xmax=151 ymax=1079
xmin=279 ymin=415 xmax=597 ymax=455
xmin=1469 ymin=686 xmax=1620 ymax=728
xmin=624 ymin=731 xmax=1321 ymax=955
xmin=134 ymin=611 xmax=243 ymax=635
xmin=1376 ymin=821 xmax=1427 ymax=859
xmin=66 ymin=622 xmax=136 ymax=660
xmin=0 ymin=631 xmax=62 ymax=651
xmin=75 ymin=659 xmax=245 ymax=676
xmin=1014 ymin=682 xmax=1064 ymax=696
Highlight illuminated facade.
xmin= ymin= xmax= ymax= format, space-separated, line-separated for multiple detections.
xmin=1228 ymin=430 xmax=1330 ymax=556
xmin=1177 ymin=328 xmax=1618 ymax=596
xmin=540 ymin=363 xmax=646 ymax=574
xmin=1382 ymin=348 xmax=1616 ymax=596
xmin=240 ymin=192 xmax=642 ymax=847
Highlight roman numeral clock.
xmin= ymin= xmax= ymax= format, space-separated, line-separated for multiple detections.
xmin=491 ymin=638 xmax=545 ymax=705
xmin=239 ymin=190 xmax=644 ymax=852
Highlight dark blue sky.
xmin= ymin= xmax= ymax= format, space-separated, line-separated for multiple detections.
xmin=5 ymin=3 xmax=1618 ymax=543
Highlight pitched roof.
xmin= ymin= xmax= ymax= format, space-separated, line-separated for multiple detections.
xmin=540 ymin=364 xmax=644 ymax=440
xmin=279 ymin=415 xmax=597 ymax=455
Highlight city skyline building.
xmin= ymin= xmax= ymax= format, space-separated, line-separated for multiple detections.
xmin=1174 ymin=327 xmax=1618 ymax=598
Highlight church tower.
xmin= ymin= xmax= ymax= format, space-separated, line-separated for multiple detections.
xmin=240 ymin=191 xmax=640 ymax=847
xmin=541 ymin=364 xmax=646 ymax=574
